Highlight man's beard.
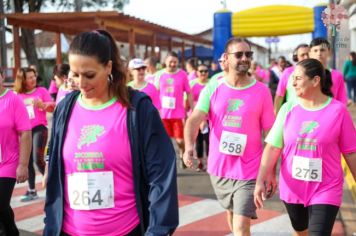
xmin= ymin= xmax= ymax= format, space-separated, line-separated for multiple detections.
xmin=234 ymin=63 xmax=250 ymax=75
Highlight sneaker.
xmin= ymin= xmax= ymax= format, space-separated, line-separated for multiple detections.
xmin=20 ymin=190 xmax=39 ymax=202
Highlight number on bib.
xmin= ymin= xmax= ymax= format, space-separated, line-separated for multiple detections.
xmin=292 ymin=156 xmax=322 ymax=182
xmin=219 ymin=131 xmax=247 ymax=156
xmin=67 ymin=171 xmax=114 ymax=210
xmin=162 ymin=96 xmax=176 ymax=109
xmin=26 ymin=105 xmax=35 ymax=119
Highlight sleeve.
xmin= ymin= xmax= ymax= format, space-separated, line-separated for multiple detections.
xmin=335 ymin=72 xmax=348 ymax=105
xmin=260 ymin=87 xmax=276 ymax=130
xmin=275 ymin=69 xmax=291 ymax=97
xmin=41 ymin=87 xmax=54 ymax=102
xmin=139 ymin=99 xmax=179 ymax=235
xmin=195 ymin=79 xmax=219 ymax=114
xmin=151 ymin=86 xmax=161 ymax=110
xmin=339 ymin=107 xmax=356 ymax=154
xmin=183 ymin=72 xmax=191 ymax=93
xmin=14 ymin=95 xmax=31 ymax=131
xmin=265 ymin=102 xmax=293 ymax=148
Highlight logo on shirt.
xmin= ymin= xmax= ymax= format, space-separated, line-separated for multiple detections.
xmin=227 ymin=99 xmax=244 ymax=113
xmin=166 ymin=78 xmax=174 ymax=85
xmin=77 ymin=125 xmax=105 ymax=150
xmin=299 ymin=121 xmax=319 ymax=135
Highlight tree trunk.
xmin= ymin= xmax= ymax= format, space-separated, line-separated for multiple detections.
xmin=20 ymin=28 xmax=39 ymax=67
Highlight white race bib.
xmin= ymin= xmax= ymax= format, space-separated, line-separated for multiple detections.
xmin=219 ymin=130 xmax=247 ymax=156
xmin=162 ymin=96 xmax=176 ymax=109
xmin=67 ymin=171 xmax=114 ymax=210
xmin=292 ymin=156 xmax=322 ymax=182
xmin=26 ymin=105 xmax=35 ymax=119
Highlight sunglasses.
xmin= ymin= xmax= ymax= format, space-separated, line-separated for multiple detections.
xmin=198 ymin=70 xmax=208 ymax=73
xmin=227 ymin=51 xmax=254 ymax=59
xmin=135 ymin=67 xmax=146 ymax=71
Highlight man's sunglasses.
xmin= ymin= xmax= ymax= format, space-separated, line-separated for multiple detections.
xmin=198 ymin=70 xmax=208 ymax=73
xmin=227 ymin=51 xmax=254 ymax=59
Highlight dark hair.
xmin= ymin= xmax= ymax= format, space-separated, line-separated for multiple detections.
xmin=53 ymin=64 xmax=70 ymax=79
xmin=145 ymin=56 xmax=158 ymax=67
xmin=69 ymin=30 xmax=129 ymax=107
xmin=292 ymin=44 xmax=309 ymax=62
xmin=166 ymin=51 xmax=178 ymax=59
xmin=224 ymin=37 xmax=251 ymax=53
xmin=14 ymin=67 xmax=37 ymax=93
xmin=310 ymin=38 xmax=330 ymax=49
xmin=350 ymin=52 xmax=356 ymax=66
xmin=186 ymin=58 xmax=198 ymax=70
xmin=278 ymin=56 xmax=286 ymax=62
xmin=297 ymin=58 xmax=333 ymax=97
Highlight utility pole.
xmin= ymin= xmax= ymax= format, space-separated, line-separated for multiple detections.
xmin=0 ymin=0 xmax=8 ymax=68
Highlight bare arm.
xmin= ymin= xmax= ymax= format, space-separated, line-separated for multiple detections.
xmin=16 ymin=130 xmax=32 ymax=183
xmin=344 ymin=152 xmax=356 ymax=181
xmin=254 ymin=144 xmax=282 ymax=209
xmin=274 ymin=95 xmax=285 ymax=115
xmin=183 ymin=109 xmax=207 ymax=168
xmin=186 ymin=92 xmax=195 ymax=111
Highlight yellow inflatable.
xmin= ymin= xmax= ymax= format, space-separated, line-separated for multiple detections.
xmin=232 ymin=5 xmax=314 ymax=37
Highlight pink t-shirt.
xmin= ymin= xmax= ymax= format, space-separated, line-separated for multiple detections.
xmin=48 ymin=80 xmax=58 ymax=94
xmin=266 ymin=98 xmax=356 ymax=206
xmin=155 ymin=69 xmax=191 ymax=119
xmin=62 ymin=96 xmax=139 ymax=235
xmin=128 ymin=81 xmax=161 ymax=110
xmin=276 ymin=66 xmax=295 ymax=97
xmin=17 ymin=87 xmax=52 ymax=128
xmin=196 ymin=78 xmax=275 ymax=180
xmin=145 ymin=74 xmax=155 ymax=84
xmin=331 ymin=69 xmax=348 ymax=105
xmin=0 ymin=89 xmax=31 ymax=178
xmin=188 ymin=71 xmax=197 ymax=81
xmin=55 ymin=86 xmax=72 ymax=105
xmin=190 ymin=79 xmax=207 ymax=104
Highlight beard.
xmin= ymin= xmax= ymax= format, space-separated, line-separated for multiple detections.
xmin=234 ymin=62 xmax=250 ymax=75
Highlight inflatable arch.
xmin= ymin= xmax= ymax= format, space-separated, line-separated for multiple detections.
xmin=213 ymin=5 xmax=327 ymax=61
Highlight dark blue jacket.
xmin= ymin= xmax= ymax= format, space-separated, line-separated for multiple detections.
xmin=44 ymin=89 xmax=179 ymax=236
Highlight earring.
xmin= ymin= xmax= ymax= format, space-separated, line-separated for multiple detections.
xmin=108 ymin=74 xmax=113 ymax=84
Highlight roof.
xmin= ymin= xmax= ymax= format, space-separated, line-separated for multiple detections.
xmin=4 ymin=11 xmax=212 ymax=48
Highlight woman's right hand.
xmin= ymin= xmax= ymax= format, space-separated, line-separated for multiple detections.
xmin=42 ymin=164 xmax=48 ymax=188
xmin=183 ymin=148 xmax=195 ymax=169
xmin=254 ymin=180 xmax=266 ymax=209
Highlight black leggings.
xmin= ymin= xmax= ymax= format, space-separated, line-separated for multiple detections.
xmin=28 ymin=125 xmax=48 ymax=189
xmin=0 ymin=178 xmax=19 ymax=236
xmin=195 ymin=130 xmax=209 ymax=159
xmin=284 ymin=202 xmax=339 ymax=236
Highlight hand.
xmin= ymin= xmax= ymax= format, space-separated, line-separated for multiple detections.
xmin=199 ymin=121 xmax=208 ymax=132
xmin=33 ymin=98 xmax=44 ymax=109
xmin=16 ymin=164 xmax=28 ymax=183
xmin=264 ymin=173 xmax=278 ymax=198
xmin=42 ymin=164 xmax=48 ymax=188
xmin=254 ymin=180 xmax=266 ymax=209
xmin=183 ymin=148 xmax=195 ymax=169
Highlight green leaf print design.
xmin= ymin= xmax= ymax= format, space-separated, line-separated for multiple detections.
xmin=227 ymin=99 xmax=244 ymax=113
xmin=77 ymin=125 xmax=105 ymax=150
xmin=299 ymin=121 xmax=319 ymax=135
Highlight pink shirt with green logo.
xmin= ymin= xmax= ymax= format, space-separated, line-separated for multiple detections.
xmin=266 ymin=98 xmax=356 ymax=206
xmin=62 ymin=96 xmax=139 ymax=235
xmin=190 ymin=79 xmax=207 ymax=104
xmin=196 ymin=78 xmax=275 ymax=180
xmin=155 ymin=69 xmax=191 ymax=119
xmin=17 ymin=87 xmax=52 ymax=128
xmin=0 ymin=89 xmax=31 ymax=178
xmin=128 ymin=81 xmax=161 ymax=110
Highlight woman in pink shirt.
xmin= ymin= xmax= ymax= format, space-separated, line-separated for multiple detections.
xmin=0 ymin=68 xmax=32 ymax=235
xmin=254 ymin=58 xmax=356 ymax=236
xmin=44 ymin=30 xmax=178 ymax=236
xmin=14 ymin=67 xmax=55 ymax=202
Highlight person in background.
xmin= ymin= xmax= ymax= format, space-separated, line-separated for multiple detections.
xmin=128 ymin=58 xmax=161 ymax=110
xmin=14 ymin=67 xmax=54 ymax=202
xmin=44 ymin=30 xmax=178 ymax=236
xmin=144 ymin=56 xmax=158 ymax=84
xmin=0 ymin=68 xmax=32 ymax=236
xmin=52 ymin=64 xmax=72 ymax=104
xmin=208 ymin=60 xmax=221 ymax=78
xmin=309 ymin=37 xmax=348 ymax=105
xmin=250 ymin=61 xmax=264 ymax=82
xmin=255 ymin=58 xmax=356 ymax=236
xmin=274 ymin=44 xmax=310 ymax=114
xmin=342 ymin=52 xmax=356 ymax=106
xmin=189 ymin=64 xmax=210 ymax=171
xmin=269 ymin=56 xmax=287 ymax=99
xmin=210 ymin=53 xmax=228 ymax=82
xmin=186 ymin=57 xmax=198 ymax=81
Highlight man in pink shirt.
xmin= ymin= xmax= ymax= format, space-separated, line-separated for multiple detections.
xmin=184 ymin=38 xmax=275 ymax=235
xmin=309 ymin=38 xmax=348 ymax=105
xmin=155 ymin=52 xmax=194 ymax=168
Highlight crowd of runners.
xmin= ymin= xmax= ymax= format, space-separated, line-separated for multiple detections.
xmin=0 ymin=29 xmax=356 ymax=236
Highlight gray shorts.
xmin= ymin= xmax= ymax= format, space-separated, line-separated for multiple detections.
xmin=210 ymin=175 xmax=257 ymax=219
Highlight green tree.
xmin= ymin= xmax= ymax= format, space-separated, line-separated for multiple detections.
xmin=4 ymin=0 xmax=129 ymax=69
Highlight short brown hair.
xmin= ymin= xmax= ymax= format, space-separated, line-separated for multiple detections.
xmin=224 ymin=37 xmax=251 ymax=53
